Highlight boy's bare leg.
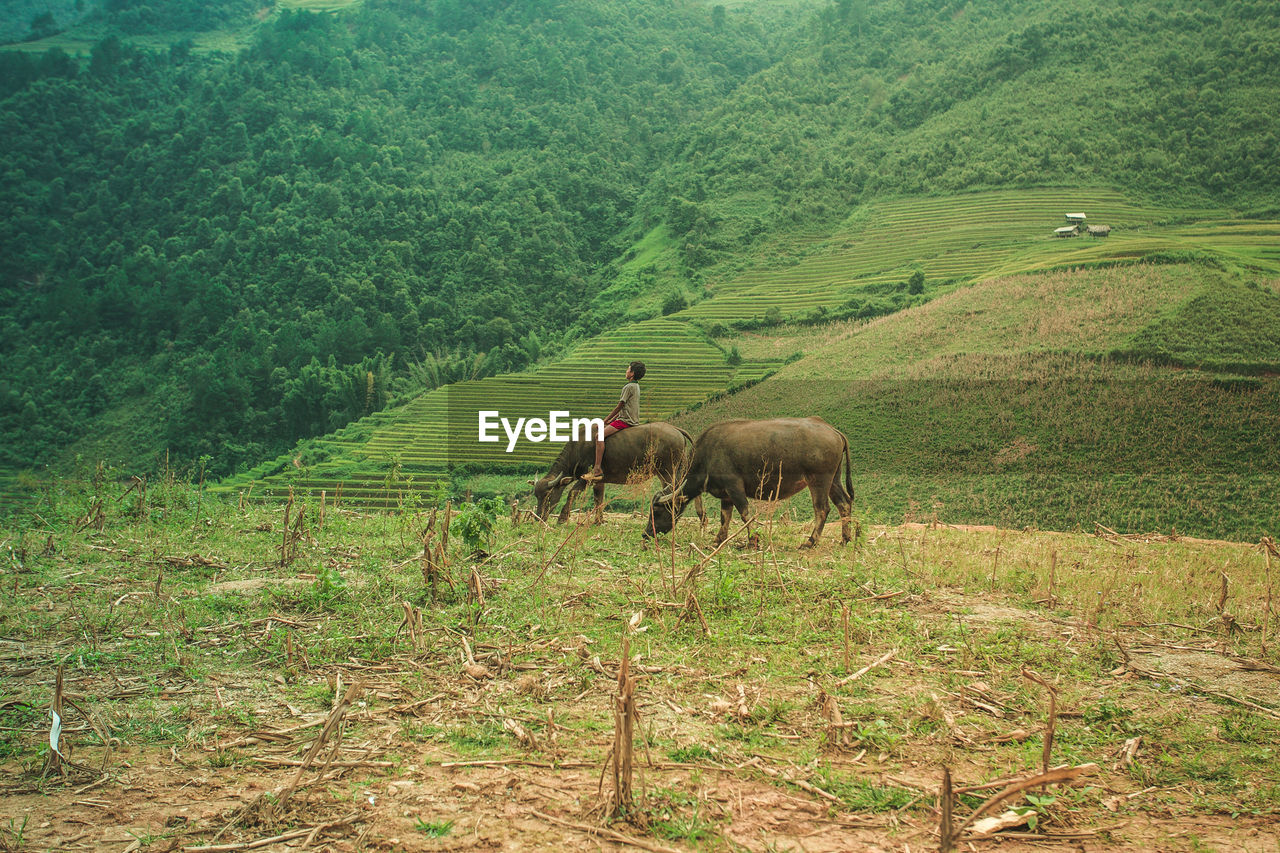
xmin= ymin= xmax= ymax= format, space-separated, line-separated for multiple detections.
xmin=588 ymin=424 xmax=620 ymax=478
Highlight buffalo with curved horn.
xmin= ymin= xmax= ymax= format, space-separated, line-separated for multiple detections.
xmin=531 ymin=422 xmax=704 ymax=525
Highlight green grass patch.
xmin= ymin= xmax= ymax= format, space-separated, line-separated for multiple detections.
xmin=413 ymin=817 xmax=455 ymax=837
xmin=811 ymin=770 xmax=917 ymax=812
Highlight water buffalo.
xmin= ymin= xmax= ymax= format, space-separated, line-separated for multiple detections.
xmin=532 ymin=422 xmax=704 ymax=525
xmin=645 ymin=416 xmax=854 ymax=548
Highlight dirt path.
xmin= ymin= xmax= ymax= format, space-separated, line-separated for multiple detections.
xmin=7 ymin=744 xmax=1280 ymax=851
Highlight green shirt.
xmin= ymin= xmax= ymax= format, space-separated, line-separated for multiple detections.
xmin=618 ymin=381 xmax=640 ymax=425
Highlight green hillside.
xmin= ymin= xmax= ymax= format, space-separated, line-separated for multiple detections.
xmin=673 ymin=260 xmax=1280 ymax=540
xmin=641 ymin=0 xmax=1280 ymax=278
xmin=0 ymin=0 xmax=798 ymax=476
xmin=212 ymin=188 xmax=1279 ymax=530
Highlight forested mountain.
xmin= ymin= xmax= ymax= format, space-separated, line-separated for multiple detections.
xmin=2 ymin=0 xmax=1278 ymax=479
xmin=0 ymin=0 xmax=795 ymax=473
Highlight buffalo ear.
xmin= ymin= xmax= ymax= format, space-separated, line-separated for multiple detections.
xmin=527 ymin=479 xmax=536 ymax=486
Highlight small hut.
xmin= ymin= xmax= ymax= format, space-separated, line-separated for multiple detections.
xmin=1087 ymin=224 xmax=1111 ymax=237
xmin=1054 ymin=225 xmax=1078 ymax=238
xmin=1065 ymin=212 xmax=1087 ymax=224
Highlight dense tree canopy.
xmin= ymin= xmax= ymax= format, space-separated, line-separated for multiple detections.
xmin=0 ymin=0 xmax=789 ymax=473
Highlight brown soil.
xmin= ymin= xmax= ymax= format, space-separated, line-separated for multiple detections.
xmin=6 ymin=745 xmax=1279 ymax=852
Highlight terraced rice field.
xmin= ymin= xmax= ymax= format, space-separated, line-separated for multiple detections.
xmin=0 ymin=34 xmax=95 ymax=56
xmin=677 ymin=188 xmax=1265 ymax=323
xmin=0 ymin=471 xmax=34 ymax=517
xmin=276 ymin=0 xmax=364 ymax=10
xmin=220 ymin=319 xmax=784 ymax=506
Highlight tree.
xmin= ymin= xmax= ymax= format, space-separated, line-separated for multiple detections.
xmin=661 ymin=289 xmax=688 ymax=316
xmin=28 ymin=13 xmax=58 ymax=40
xmin=908 ymin=270 xmax=925 ymax=294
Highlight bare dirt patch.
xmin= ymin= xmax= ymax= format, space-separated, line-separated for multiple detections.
xmin=208 ymin=577 xmax=310 ymax=594
xmin=1133 ymin=645 xmax=1280 ymax=708
xmin=7 ymin=743 xmax=1280 ymax=851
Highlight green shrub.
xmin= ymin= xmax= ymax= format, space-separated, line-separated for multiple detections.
xmin=452 ymin=497 xmax=506 ymax=552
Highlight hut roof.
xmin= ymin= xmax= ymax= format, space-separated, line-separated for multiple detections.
xmin=1065 ymin=212 xmax=1087 ymax=221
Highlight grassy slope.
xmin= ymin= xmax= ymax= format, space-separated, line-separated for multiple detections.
xmin=674 ymin=261 xmax=1280 ymax=540
xmin=674 ymin=188 xmax=1238 ymax=323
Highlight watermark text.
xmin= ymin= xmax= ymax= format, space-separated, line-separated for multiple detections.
xmin=478 ymin=410 xmax=605 ymax=452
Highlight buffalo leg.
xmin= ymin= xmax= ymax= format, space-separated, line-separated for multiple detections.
xmin=662 ymin=467 xmax=708 ymax=530
xmin=557 ymin=481 xmax=586 ymax=524
xmin=714 ymin=501 xmax=734 ymax=545
xmin=829 ymin=479 xmax=854 ymax=544
xmin=723 ymin=484 xmax=756 ymax=548
xmin=803 ymin=479 xmax=833 ymax=548
xmin=591 ymin=481 xmax=606 ymax=525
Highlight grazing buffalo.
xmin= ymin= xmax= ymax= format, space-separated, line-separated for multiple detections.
xmin=645 ymin=417 xmax=854 ymax=548
xmin=532 ymin=422 xmax=703 ymax=525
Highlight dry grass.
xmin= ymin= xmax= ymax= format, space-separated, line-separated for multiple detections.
xmin=1 ymin=484 xmax=1277 ymax=851
xmin=780 ymin=265 xmax=1204 ymax=382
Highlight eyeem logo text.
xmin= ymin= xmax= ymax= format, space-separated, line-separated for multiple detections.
xmin=478 ymin=411 xmax=605 ymax=452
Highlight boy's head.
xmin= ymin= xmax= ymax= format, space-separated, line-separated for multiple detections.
xmin=629 ymin=361 xmax=646 ymax=381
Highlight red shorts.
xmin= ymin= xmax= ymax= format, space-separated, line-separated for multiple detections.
xmin=607 ymin=420 xmax=632 ymax=431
